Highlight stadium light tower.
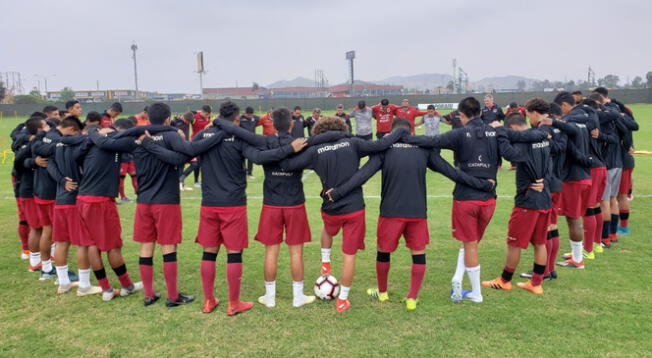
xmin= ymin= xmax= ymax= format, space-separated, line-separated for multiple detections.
xmin=346 ymin=51 xmax=355 ymax=96
xmin=197 ymin=51 xmax=205 ymax=99
xmin=131 ymin=42 xmax=139 ymax=98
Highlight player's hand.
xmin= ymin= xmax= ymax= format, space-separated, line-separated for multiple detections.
xmin=35 ymin=156 xmax=48 ymax=167
xmin=322 ymin=188 xmax=335 ymax=202
xmin=43 ymin=123 xmax=51 ymax=132
xmin=98 ymin=128 xmax=115 ymax=136
xmin=487 ymin=179 xmax=496 ymax=188
xmin=28 ymin=135 xmax=36 ymax=142
xmin=489 ymin=121 xmax=502 ymax=128
xmin=629 ymin=147 xmax=634 ymax=155
xmin=591 ymin=128 xmax=600 ymax=139
xmin=64 ymin=177 xmax=77 ymax=191
xmin=177 ymin=129 xmax=185 ymax=139
xmin=530 ymin=179 xmax=544 ymax=192
xmin=290 ymin=138 xmax=308 ymax=152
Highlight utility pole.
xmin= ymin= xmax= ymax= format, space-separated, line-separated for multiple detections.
xmin=345 ymin=51 xmax=355 ymax=96
xmin=131 ymin=42 xmax=139 ymax=98
xmin=197 ymin=51 xmax=205 ymax=99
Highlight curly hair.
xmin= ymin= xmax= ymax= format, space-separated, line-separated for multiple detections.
xmin=311 ymin=116 xmax=348 ymax=136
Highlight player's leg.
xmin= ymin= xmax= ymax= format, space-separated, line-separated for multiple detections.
xmin=255 ymin=205 xmax=283 ymax=307
xmin=337 ymin=210 xmax=366 ymax=312
xmin=581 ymin=207 xmax=597 ymax=259
xmin=226 ymin=250 xmax=254 ymax=315
xmin=517 ymin=211 xmax=550 ymax=294
xmin=463 ymin=201 xmax=495 ymax=303
xmin=88 ymin=245 xmax=118 ymax=301
xmin=76 ymin=245 xmax=101 ymax=296
xmin=599 ymin=197 xmax=611 ymax=249
xmin=484 ymin=245 xmax=520 ymax=290
xmin=107 ymin=247 xmax=142 ymax=297
xmin=200 ymin=246 xmax=219 ymax=313
xmin=139 ymin=243 xmax=158 ymax=305
xmin=259 ymin=244 xmax=280 ymax=308
xmin=223 ymin=206 xmax=252 ymax=316
xmin=161 ymin=244 xmax=192 ymax=307
xmin=617 ymin=168 xmax=631 ymax=234
xmin=129 ymin=164 xmax=138 ymax=193
xmin=118 ymin=174 xmax=127 ymax=200
xmin=320 ymin=228 xmax=333 ymax=275
xmin=288 ymin=244 xmax=315 ymax=307
xmin=16 ymin=199 xmax=29 ymax=259
xmin=28 ymin=227 xmax=43 ymax=272
xmin=610 ymin=197 xmax=620 ymax=243
xmin=38 ymin=224 xmax=54 ymax=279
xmin=403 ymin=218 xmax=429 ymax=310
xmin=368 ymin=217 xmax=402 ymax=301
xmin=285 ymin=205 xmax=314 ymax=307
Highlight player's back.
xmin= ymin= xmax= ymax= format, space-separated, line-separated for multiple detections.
xmin=379 ymin=142 xmax=430 ymax=218
xmin=132 ymin=131 xmax=184 ymax=204
xmin=512 ymin=134 xmax=552 ymax=210
xmin=77 ymin=135 xmax=122 ymax=197
xmin=261 ymin=133 xmax=305 ymax=206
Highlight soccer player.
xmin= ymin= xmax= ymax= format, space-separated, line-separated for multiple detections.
xmin=482 ymin=108 xmax=551 ymax=295
xmin=481 ymin=94 xmax=505 ymax=124
xmin=43 ymin=105 xmax=60 ymax=121
xmin=100 ymin=102 xmax=123 ymax=128
xmin=257 ymin=108 xmax=278 ymax=136
xmin=417 ymin=104 xmax=443 ymax=136
xmin=280 ymin=116 xmax=408 ymax=312
xmin=403 ymin=97 xmax=545 ymax=303
xmin=65 ymin=100 xmax=83 ymax=119
xmin=84 ymin=111 xmax=102 ymax=127
xmin=307 ymin=108 xmax=322 ymax=136
xmin=240 ymin=106 xmax=260 ymax=178
xmin=572 ymin=91 xmax=583 ymax=104
xmin=442 ymin=109 xmax=463 ymax=129
xmin=47 ymin=116 xmax=101 ymax=294
xmin=188 ymin=105 xmax=213 ymax=187
xmin=504 ymin=102 xmax=526 ymax=118
xmin=290 ymin=106 xmax=309 ymax=138
xmin=349 ymin=100 xmax=373 ymax=140
xmin=194 ymin=101 xmax=308 ymax=315
xmin=550 ymin=92 xmax=593 ymax=270
xmin=326 ymin=118 xmax=494 ymax=310
xmin=135 ymin=106 xmax=150 ymax=126
xmin=334 ymin=104 xmax=352 ymax=133
xmin=370 ymin=99 xmax=400 ymax=139
xmin=115 ymin=119 xmax=138 ymax=202
xmin=11 ymin=123 xmax=30 ymax=259
xmin=394 ymin=98 xmax=427 ymax=134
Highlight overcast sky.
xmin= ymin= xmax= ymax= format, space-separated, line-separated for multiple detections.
xmin=2 ymin=0 xmax=650 ymax=94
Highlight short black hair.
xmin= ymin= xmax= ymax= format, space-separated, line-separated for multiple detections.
xmin=115 ymin=118 xmax=135 ymax=130
xmin=594 ymin=87 xmax=608 ymax=96
xmin=30 ymin=111 xmax=47 ymax=119
xmin=581 ymin=99 xmax=599 ymax=109
xmin=392 ymin=118 xmax=411 ymax=130
xmin=245 ymin=106 xmax=254 ymax=114
xmin=358 ymin=100 xmax=366 ymax=109
xmin=505 ymin=114 xmax=527 ymax=128
xmin=65 ymin=100 xmax=79 ymax=110
xmin=110 ymin=102 xmax=123 ymax=113
xmin=272 ymin=107 xmax=292 ymax=132
xmin=143 ymin=106 xmax=149 ymax=112
xmin=25 ymin=117 xmax=44 ymax=135
xmin=43 ymin=105 xmax=58 ymax=115
xmin=380 ymin=99 xmax=389 ymax=106
xmin=553 ymin=91 xmax=575 ymax=107
xmin=509 ymin=102 xmax=518 ymax=108
xmin=148 ymin=103 xmax=172 ymax=125
xmin=427 ymin=104 xmax=436 ymax=110
xmin=59 ymin=110 xmax=68 ymax=118
xmin=588 ymin=92 xmax=604 ymax=104
xmin=126 ymin=116 xmax=137 ymax=125
xmin=549 ymin=102 xmax=562 ymax=117
xmin=293 ymin=106 xmax=301 ymax=111
xmin=60 ymin=116 xmax=84 ymax=132
xmin=457 ymin=97 xmax=481 ymax=118
xmin=571 ymin=91 xmax=582 ymax=96
xmin=219 ymin=101 xmax=240 ymax=121
xmin=201 ymin=105 xmax=212 ymax=113
xmin=85 ymin=111 xmax=102 ymax=124
xmin=525 ymin=97 xmax=549 ymax=114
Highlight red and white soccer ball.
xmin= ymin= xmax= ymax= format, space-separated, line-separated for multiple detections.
xmin=314 ymin=274 xmax=340 ymax=300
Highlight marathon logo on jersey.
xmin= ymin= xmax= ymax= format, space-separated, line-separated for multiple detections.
xmin=271 ymin=171 xmax=294 ymax=177
xmin=532 ymin=140 xmax=550 ymax=149
xmin=391 ymin=143 xmax=416 ymax=149
xmin=317 ymin=141 xmax=350 ymax=154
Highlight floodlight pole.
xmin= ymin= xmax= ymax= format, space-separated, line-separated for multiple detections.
xmin=346 ymin=51 xmax=355 ymax=96
xmin=131 ymin=43 xmax=139 ymax=98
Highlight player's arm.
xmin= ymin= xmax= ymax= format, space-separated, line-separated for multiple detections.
xmin=46 ymin=148 xmax=66 ymax=185
xmin=550 ymin=131 xmax=567 ymax=156
xmin=550 ymin=119 xmax=579 ymax=138
xmin=279 ymin=146 xmax=316 ymax=171
xmin=495 ymin=127 xmax=528 ymax=163
xmin=427 ymin=151 xmax=494 ymax=192
xmin=242 ymin=138 xmax=306 ymax=165
xmin=306 ymin=131 xmax=351 ymax=147
xmin=166 ymin=130 xmax=226 ymax=156
xmin=566 ymin=140 xmax=592 ymax=168
xmin=355 ymin=127 xmax=408 ymax=157
xmin=329 ymin=155 xmax=383 ymax=201
xmin=31 ymin=131 xmax=53 ymax=157
xmin=112 ymin=125 xmax=176 ymax=139
xmin=214 ymin=119 xmax=268 ymax=148
xmin=618 ymin=112 xmax=638 ymax=131
xmin=503 ymin=128 xmax=548 ymax=143
xmin=403 ymin=129 xmax=459 ymax=150
xmin=88 ymin=128 xmax=138 ymax=153
xmin=140 ymin=137 xmax=191 ymax=165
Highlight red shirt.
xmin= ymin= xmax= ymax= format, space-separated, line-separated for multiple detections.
xmin=258 ymin=113 xmax=277 ymax=136
xmin=370 ymin=104 xmax=399 ymax=133
xmin=135 ymin=114 xmax=150 ymax=126
xmin=505 ymin=106 xmax=527 ymax=118
xmin=394 ymin=106 xmax=427 ymax=134
xmin=192 ymin=113 xmax=210 ymax=138
xmin=100 ymin=113 xmax=113 ymax=128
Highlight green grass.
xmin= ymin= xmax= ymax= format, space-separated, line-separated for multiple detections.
xmin=1 ymin=105 xmax=651 ymax=357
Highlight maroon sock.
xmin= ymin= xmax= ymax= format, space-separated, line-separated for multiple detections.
xmin=595 ymin=212 xmax=604 ymax=244
xmin=227 ymin=253 xmax=243 ymax=303
xmin=531 ymin=263 xmax=546 ymax=286
xmin=118 ymin=176 xmax=126 ymax=199
xmin=201 ymin=252 xmax=217 ymax=301
xmin=547 ymin=231 xmax=560 ymax=274
xmin=131 ymin=176 xmax=138 ymax=192
xmin=18 ymin=222 xmax=29 ymax=250
xmin=94 ymin=269 xmax=111 ymax=291
xmin=544 ymin=237 xmax=553 ymax=276
xmin=582 ymin=211 xmax=596 ymax=252
xmin=407 ymin=254 xmax=426 ymax=299
xmin=375 ymin=251 xmax=391 ymax=293
xmin=139 ymin=257 xmax=155 ymax=298
xmin=112 ymin=264 xmax=133 ymax=288
xmin=163 ymin=253 xmax=179 ymax=301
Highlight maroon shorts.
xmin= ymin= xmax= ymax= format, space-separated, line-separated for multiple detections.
xmin=377 ymin=217 xmax=429 ymax=252
xmin=618 ymin=168 xmax=633 ymax=195
xmin=255 ymin=204 xmax=311 ymax=246
xmin=507 ymin=207 xmax=552 ymax=249
xmin=589 ymin=167 xmax=607 ymax=206
xmin=18 ymin=197 xmax=41 ymax=229
xmin=321 ymin=209 xmax=366 ymax=255
xmin=451 ymin=199 xmax=496 ymax=242
xmin=120 ymin=161 xmax=136 ymax=176
xmin=34 ymin=197 xmax=54 ymax=227
xmin=196 ymin=206 xmax=248 ymax=251
xmin=550 ymin=192 xmax=562 ymax=225
xmin=134 ymin=203 xmax=182 ymax=245
xmin=52 ymin=205 xmax=91 ymax=246
xmin=561 ymin=180 xmax=592 ymax=219
xmin=77 ymin=196 xmax=123 ymax=252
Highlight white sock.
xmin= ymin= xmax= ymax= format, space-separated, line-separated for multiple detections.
xmin=264 ymin=281 xmax=276 ymax=298
xmin=292 ymin=281 xmax=304 ymax=299
xmin=321 ymin=248 xmax=331 ymax=263
xmin=42 ymin=259 xmax=53 ymax=273
xmin=338 ymin=285 xmax=350 ymax=300
xmin=452 ymin=248 xmax=465 ymax=283
xmin=56 ymin=265 xmax=70 ymax=286
xmin=465 ymin=265 xmax=482 ymax=298
xmin=50 ymin=243 xmax=55 ymax=257
xmin=571 ymin=240 xmax=583 ymax=263
xmin=78 ymin=269 xmax=91 ymax=289
xmin=29 ymin=252 xmax=41 ymax=267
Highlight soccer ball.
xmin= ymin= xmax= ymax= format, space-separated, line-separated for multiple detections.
xmin=314 ymin=274 xmax=340 ymax=300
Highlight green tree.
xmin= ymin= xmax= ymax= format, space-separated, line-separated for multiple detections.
xmin=631 ymin=76 xmax=643 ymax=89
xmin=29 ymin=89 xmax=42 ymax=98
xmin=446 ymin=80 xmax=454 ymax=91
xmin=60 ymin=87 xmax=75 ymax=101
xmin=646 ymin=71 xmax=652 ymax=88
xmin=598 ymin=74 xmax=620 ymax=88
xmin=14 ymin=95 xmax=40 ymax=104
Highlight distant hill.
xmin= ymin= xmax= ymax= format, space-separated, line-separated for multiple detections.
xmin=374 ymin=73 xmax=453 ymax=90
xmin=267 ymin=76 xmax=315 ymax=88
xmin=472 ymin=75 xmax=537 ymax=91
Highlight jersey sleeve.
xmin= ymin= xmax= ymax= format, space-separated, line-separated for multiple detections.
xmin=141 ymin=138 xmax=190 ymax=165
xmin=354 ymin=127 xmax=408 ymax=157
xmin=427 ymin=150 xmax=494 ymax=192
xmin=167 ymin=130 xmax=225 ymax=157
xmin=331 ymin=155 xmax=383 ymax=201
xmin=403 ymin=129 xmax=459 ymax=150
xmin=216 ymin=119 xmax=268 ymax=148
xmin=242 ymin=142 xmax=295 ymax=165
xmin=279 ymin=146 xmax=316 ymax=171
xmin=88 ymin=129 xmax=138 ymax=153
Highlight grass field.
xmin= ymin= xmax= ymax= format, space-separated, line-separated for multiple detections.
xmin=0 ymin=105 xmax=651 ymax=357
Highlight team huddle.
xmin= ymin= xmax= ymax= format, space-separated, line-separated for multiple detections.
xmin=10 ymin=87 xmax=637 ymax=314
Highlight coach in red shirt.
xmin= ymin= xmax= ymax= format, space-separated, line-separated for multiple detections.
xmin=192 ymin=105 xmax=212 ymax=138
xmin=394 ymin=99 xmax=427 ymax=134
xmin=370 ymin=99 xmax=399 ymax=139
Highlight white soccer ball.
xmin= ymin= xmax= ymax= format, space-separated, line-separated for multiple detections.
xmin=314 ymin=274 xmax=340 ymax=300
